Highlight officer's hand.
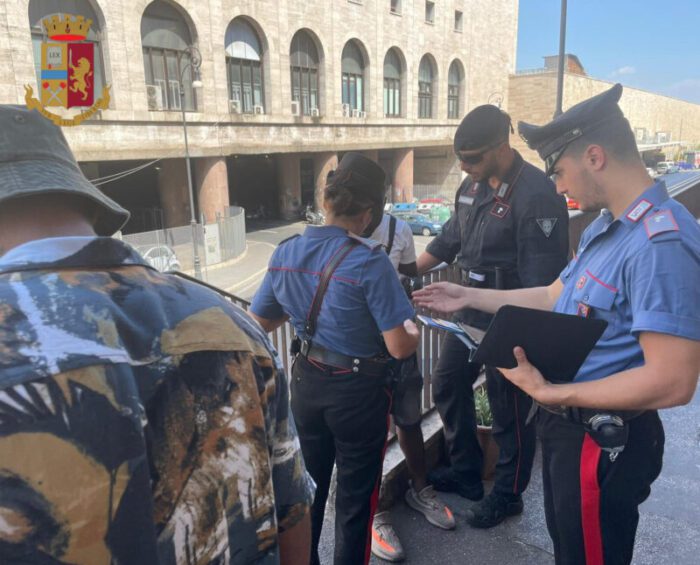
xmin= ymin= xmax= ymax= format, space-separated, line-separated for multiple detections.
xmin=499 ymin=347 xmax=553 ymax=402
xmin=412 ymin=282 xmax=468 ymax=313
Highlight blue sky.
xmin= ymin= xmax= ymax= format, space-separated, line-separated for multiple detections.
xmin=516 ymin=0 xmax=700 ymax=104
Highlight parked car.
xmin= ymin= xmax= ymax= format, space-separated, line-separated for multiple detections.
xmin=656 ymin=161 xmax=679 ymax=175
xmin=646 ymin=167 xmax=658 ymax=179
xmin=137 ymin=245 xmax=181 ymax=272
xmin=394 ymin=213 xmax=443 ymax=236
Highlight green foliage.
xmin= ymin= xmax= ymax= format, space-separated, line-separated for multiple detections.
xmin=475 ymin=386 xmax=492 ymax=427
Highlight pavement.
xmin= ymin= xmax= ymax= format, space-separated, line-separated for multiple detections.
xmin=315 ymin=385 xmax=700 ymax=564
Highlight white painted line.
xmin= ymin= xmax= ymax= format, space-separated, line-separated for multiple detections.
xmin=247 ymin=239 xmax=277 ymax=249
xmin=256 ymin=230 xmax=279 ymax=234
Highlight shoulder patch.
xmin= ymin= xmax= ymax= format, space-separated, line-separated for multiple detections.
xmin=347 ymin=232 xmax=382 ymax=250
xmin=644 ymin=210 xmax=679 ymax=240
xmin=536 ymin=218 xmax=558 ymax=238
xmin=278 ymin=234 xmax=301 ymax=246
xmin=626 ymin=199 xmax=652 ymax=222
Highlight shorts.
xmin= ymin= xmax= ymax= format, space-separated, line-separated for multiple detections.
xmin=391 ymin=355 xmax=424 ymax=428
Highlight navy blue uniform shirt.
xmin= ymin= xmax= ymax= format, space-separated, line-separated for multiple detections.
xmin=427 ymin=150 xmax=569 ymax=328
xmin=555 ymin=180 xmax=700 ymax=382
xmin=251 ymin=225 xmax=415 ymax=358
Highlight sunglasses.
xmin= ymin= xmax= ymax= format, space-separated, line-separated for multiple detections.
xmin=456 ymin=139 xmax=506 ymax=165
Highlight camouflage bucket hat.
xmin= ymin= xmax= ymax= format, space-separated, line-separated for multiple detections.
xmin=0 ymin=105 xmax=129 ymax=235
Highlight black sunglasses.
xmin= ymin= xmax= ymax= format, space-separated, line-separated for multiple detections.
xmin=456 ymin=139 xmax=506 ymax=165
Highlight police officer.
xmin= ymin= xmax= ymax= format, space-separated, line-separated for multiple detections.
xmin=415 ymin=105 xmax=569 ymax=528
xmin=413 ymin=84 xmax=700 ymax=564
xmin=250 ymin=152 xmax=419 ymax=565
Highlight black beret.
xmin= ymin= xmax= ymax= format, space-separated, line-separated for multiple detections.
xmin=454 ymin=105 xmax=511 ymax=153
xmin=518 ymin=83 xmax=625 ymax=175
xmin=334 ymin=152 xmax=386 ymax=198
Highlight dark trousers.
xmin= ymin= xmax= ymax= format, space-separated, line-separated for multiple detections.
xmin=538 ymin=410 xmax=664 ymax=564
xmin=432 ymin=331 xmax=536 ymax=494
xmin=291 ymin=355 xmax=391 ymax=565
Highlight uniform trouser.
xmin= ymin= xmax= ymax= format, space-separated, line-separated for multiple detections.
xmin=432 ymin=331 xmax=536 ymax=494
xmin=538 ymin=410 xmax=664 ymax=565
xmin=291 ymin=355 xmax=391 ymax=565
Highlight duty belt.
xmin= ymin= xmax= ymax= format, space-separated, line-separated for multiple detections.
xmin=461 ymin=266 xmax=516 ymax=290
xmin=534 ymin=401 xmax=644 ymax=462
xmin=299 ymin=339 xmax=391 ymax=378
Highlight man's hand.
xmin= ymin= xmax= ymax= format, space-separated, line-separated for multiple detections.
xmin=412 ymin=282 xmax=469 ymax=314
xmin=498 ymin=347 xmax=557 ymax=404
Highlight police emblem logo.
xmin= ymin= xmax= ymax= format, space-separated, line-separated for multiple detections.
xmin=491 ymin=202 xmax=510 ymax=218
xmin=24 ymin=14 xmax=111 ymax=126
xmin=536 ymin=218 xmax=558 ymax=238
xmin=576 ymin=275 xmax=587 ymax=289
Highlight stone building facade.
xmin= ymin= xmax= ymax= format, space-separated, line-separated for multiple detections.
xmin=1 ymin=0 xmax=519 ymax=231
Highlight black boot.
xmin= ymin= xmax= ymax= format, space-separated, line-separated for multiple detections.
xmin=465 ymin=491 xmax=524 ymax=528
xmin=427 ymin=466 xmax=484 ymax=501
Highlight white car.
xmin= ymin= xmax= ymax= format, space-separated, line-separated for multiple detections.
xmin=138 ymin=245 xmax=181 ymax=272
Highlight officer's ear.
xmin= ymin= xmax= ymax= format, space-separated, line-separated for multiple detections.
xmin=584 ymin=144 xmax=607 ymax=172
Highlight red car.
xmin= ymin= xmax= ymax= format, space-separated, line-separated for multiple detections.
xmin=566 ymin=196 xmax=580 ymax=210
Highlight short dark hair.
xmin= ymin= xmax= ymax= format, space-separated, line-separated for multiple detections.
xmin=565 ymin=117 xmax=640 ymax=163
xmin=324 ymin=174 xmax=385 ymax=217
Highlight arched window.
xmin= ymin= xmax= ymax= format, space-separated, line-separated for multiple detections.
xmin=28 ymin=0 xmax=106 ymax=103
xmin=341 ymin=41 xmax=366 ymax=113
xmin=141 ymin=0 xmax=197 ymax=111
xmin=383 ymin=49 xmax=401 ymax=117
xmin=290 ymin=31 xmax=320 ymax=116
xmin=448 ymin=60 xmax=462 ymax=119
xmin=418 ymin=56 xmax=434 ymax=119
xmin=225 ymin=19 xmax=264 ymax=113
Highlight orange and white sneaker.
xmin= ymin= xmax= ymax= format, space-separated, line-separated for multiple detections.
xmin=405 ymin=483 xmax=456 ymax=530
xmin=371 ymin=511 xmax=405 ymax=562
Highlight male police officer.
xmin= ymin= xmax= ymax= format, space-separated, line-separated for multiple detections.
xmin=415 ymin=105 xmax=569 ymax=527
xmin=414 ymin=84 xmax=700 ymax=564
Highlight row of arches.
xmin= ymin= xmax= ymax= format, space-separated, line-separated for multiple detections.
xmin=29 ymin=0 xmax=466 ymax=119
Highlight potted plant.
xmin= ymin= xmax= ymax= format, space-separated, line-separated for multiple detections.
xmin=475 ymin=386 xmax=499 ymax=480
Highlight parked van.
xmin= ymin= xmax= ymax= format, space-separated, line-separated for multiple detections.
xmin=656 ymin=161 xmax=679 ymax=174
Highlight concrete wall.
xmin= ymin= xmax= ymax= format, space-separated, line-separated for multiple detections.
xmin=508 ymin=72 xmax=700 ymax=167
xmin=1 ymin=0 xmax=518 ymax=161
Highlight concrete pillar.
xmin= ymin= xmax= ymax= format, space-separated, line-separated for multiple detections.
xmin=313 ymin=152 xmax=338 ymax=210
xmin=277 ymin=153 xmax=301 ymax=220
xmin=393 ymin=148 xmax=414 ymax=202
xmin=158 ymin=158 xmax=190 ymax=228
xmin=194 ymin=157 xmax=229 ymax=224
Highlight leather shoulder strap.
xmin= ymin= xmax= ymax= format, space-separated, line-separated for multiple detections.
xmin=305 ymin=239 xmax=359 ymax=338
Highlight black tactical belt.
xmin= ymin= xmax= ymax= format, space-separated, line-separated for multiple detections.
xmin=300 ymin=340 xmax=390 ymax=378
xmin=535 ymin=402 xmax=643 ymax=425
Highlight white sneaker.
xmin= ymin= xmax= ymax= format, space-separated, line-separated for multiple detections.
xmin=371 ymin=511 xmax=405 ymax=562
xmin=405 ymin=483 xmax=456 ymax=530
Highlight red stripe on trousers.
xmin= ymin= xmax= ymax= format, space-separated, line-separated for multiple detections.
xmin=363 ymin=388 xmax=393 ymax=565
xmin=580 ymin=433 xmax=604 ymax=565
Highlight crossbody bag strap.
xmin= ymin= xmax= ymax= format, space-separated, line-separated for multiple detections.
xmin=386 ymin=215 xmax=397 ymax=255
xmin=304 ymin=239 xmax=360 ymax=338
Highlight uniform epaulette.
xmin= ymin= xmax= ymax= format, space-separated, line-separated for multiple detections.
xmin=644 ymin=210 xmax=680 ymax=241
xmin=278 ymin=234 xmax=301 ymax=246
xmin=347 ymin=232 xmax=382 ymax=250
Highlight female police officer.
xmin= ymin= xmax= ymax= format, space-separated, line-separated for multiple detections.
xmin=250 ymin=152 xmax=419 ymax=565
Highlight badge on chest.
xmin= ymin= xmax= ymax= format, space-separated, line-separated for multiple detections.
xmin=490 ymin=202 xmax=510 ymax=218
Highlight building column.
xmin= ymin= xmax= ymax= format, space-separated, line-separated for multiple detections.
xmin=194 ymin=157 xmax=229 ymax=224
xmin=277 ymin=153 xmax=301 ymax=220
xmin=393 ymin=148 xmax=414 ymax=202
xmin=158 ymin=158 xmax=190 ymax=228
xmin=313 ymin=152 xmax=338 ymax=210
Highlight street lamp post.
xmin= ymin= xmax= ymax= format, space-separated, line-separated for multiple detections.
xmin=554 ymin=0 xmax=568 ymax=118
xmin=179 ymin=46 xmax=204 ymax=280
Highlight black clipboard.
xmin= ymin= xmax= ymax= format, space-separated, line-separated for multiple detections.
xmin=462 ymin=305 xmax=607 ymax=382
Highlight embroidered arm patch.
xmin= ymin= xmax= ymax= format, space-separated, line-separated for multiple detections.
xmin=536 ymin=218 xmax=558 ymax=238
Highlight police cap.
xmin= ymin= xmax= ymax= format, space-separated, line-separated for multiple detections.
xmin=518 ymin=83 xmax=625 ymax=175
xmin=334 ymin=152 xmax=386 ymax=194
xmin=453 ymin=105 xmax=512 ymax=153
